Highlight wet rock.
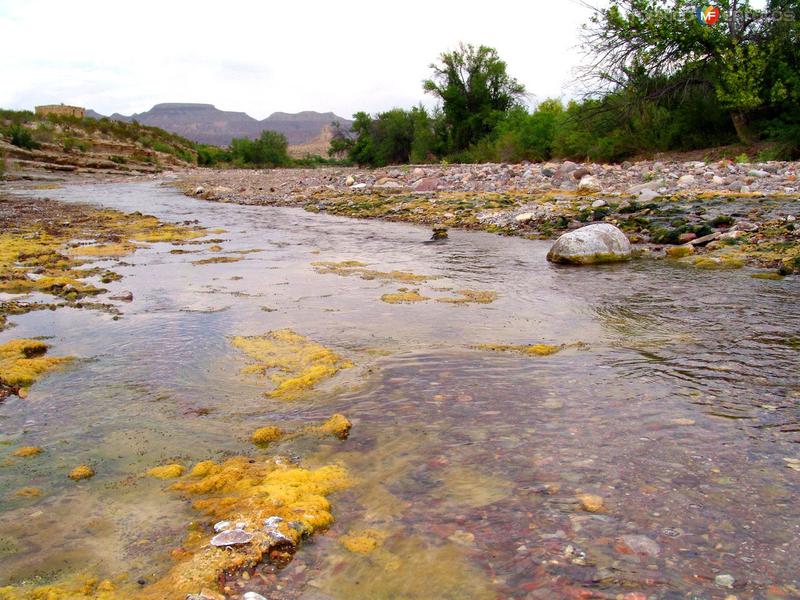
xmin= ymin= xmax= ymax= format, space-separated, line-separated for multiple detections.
xmin=108 ymin=292 xmax=133 ymax=302
xmin=617 ymin=534 xmax=661 ymax=557
xmin=213 ymin=520 xmax=231 ymax=532
xmin=577 ymin=493 xmax=605 ymax=512
xmin=209 ymin=528 xmax=253 ymax=547
xmin=547 ymin=224 xmax=631 ymax=265
xmin=431 ymin=226 xmax=448 ymax=240
xmin=186 ymin=589 xmax=225 ymax=600
xmin=715 ymin=574 xmax=735 ymax=588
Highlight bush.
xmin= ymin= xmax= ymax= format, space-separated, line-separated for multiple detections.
xmin=230 ymin=130 xmax=290 ymax=167
xmin=6 ymin=123 xmax=39 ymax=150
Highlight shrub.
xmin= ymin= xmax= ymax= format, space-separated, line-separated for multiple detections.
xmin=6 ymin=123 xmax=39 ymax=150
xmin=230 ymin=130 xmax=290 ymax=167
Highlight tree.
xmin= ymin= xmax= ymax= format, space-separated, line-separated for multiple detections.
xmin=423 ymin=43 xmax=526 ymax=152
xmin=582 ymin=0 xmax=800 ymax=143
xmin=230 ymin=130 xmax=290 ymax=167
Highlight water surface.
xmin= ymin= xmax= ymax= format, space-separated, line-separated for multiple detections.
xmin=1 ymin=181 xmax=799 ymax=599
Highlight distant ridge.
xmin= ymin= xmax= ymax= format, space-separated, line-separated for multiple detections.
xmin=86 ymin=103 xmax=352 ymax=147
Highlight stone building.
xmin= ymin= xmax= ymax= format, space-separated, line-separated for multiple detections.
xmin=35 ymin=104 xmax=85 ymax=118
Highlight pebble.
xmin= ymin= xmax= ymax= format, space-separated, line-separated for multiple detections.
xmin=715 ymin=574 xmax=735 ymax=588
xmin=209 ymin=529 xmax=253 ymax=547
xmin=243 ymin=593 xmax=267 ymax=600
xmin=213 ymin=520 xmax=231 ymax=532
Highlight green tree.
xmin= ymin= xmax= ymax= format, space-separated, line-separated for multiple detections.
xmin=583 ymin=0 xmax=800 ymax=143
xmin=230 ymin=130 xmax=290 ymax=167
xmin=423 ymin=43 xmax=526 ymax=152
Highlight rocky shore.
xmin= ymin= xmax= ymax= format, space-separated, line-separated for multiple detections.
xmin=176 ymin=160 xmax=800 ymax=274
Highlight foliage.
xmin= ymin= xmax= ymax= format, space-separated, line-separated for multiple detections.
xmin=5 ymin=123 xmax=39 ymax=149
xmin=423 ymin=43 xmax=526 ymax=152
xmin=229 ymin=130 xmax=291 ymax=167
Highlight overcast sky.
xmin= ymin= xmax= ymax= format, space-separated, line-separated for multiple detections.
xmin=1 ymin=0 xmax=602 ymax=119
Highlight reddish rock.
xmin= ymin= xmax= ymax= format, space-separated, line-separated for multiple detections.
xmin=412 ymin=177 xmax=442 ymax=191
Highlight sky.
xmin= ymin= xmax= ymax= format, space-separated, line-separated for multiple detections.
xmin=0 ymin=0 xmax=602 ymax=120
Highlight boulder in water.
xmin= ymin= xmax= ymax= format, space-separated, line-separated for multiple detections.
xmin=546 ymin=224 xmax=631 ymax=265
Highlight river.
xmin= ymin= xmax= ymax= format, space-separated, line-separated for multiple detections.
xmin=1 ymin=180 xmax=799 ymax=599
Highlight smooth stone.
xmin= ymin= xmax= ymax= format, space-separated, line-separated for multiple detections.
xmin=637 ymin=188 xmax=660 ymax=203
xmin=213 ymin=520 xmax=231 ymax=533
xmin=591 ymin=199 xmax=607 ymax=209
xmin=577 ymin=175 xmax=602 ymax=193
xmin=209 ymin=529 xmax=253 ymax=547
xmin=715 ymin=574 xmax=735 ymax=588
xmin=243 ymin=593 xmax=267 ymax=600
xmin=547 ymin=223 xmax=631 ymax=265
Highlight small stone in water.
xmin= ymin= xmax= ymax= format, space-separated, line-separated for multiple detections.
xmin=235 ymin=521 xmax=247 ymax=530
xmin=578 ymin=493 xmax=605 ymax=512
xmin=213 ymin=520 xmax=231 ymax=533
xmin=210 ymin=529 xmax=253 ymax=547
xmin=243 ymin=593 xmax=267 ymax=600
xmin=715 ymin=574 xmax=735 ymax=588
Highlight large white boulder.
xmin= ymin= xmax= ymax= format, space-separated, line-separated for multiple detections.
xmin=546 ymin=223 xmax=632 ymax=265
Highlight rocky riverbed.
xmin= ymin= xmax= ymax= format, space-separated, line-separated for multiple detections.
xmin=176 ymin=160 xmax=800 ymax=275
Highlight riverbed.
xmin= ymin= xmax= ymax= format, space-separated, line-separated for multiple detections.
xmin=1 ymin=180 xmax=799 ymax=599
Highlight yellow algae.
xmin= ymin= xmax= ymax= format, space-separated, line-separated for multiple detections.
xmin=13 ymin=487 xmax=42 ymax=497
xmin=252 ymin=414 xmax=352 ymax=447
xmin=339 ymin=528 xmax=387 ymax=554
xmin=578 ymin=493 xmax=605 ymax=513
xmin=311 ymin=260 xmax=435 ymax=283
xmin=312 ymin=413 xmax=353 ymax=440
xmin=0 ymin=339 xmax=72 ymax=393
xmin=380 ymin=289 xmax=429 ymax=304
xmin=10 ymin=446 xmax=42 ymax=457
xmin=123 ymin=456 xmax=352 ymax=598
xmin=231 ymin=329 xmax=353 ymax=401
xmin=192 ymin=256 xmax=242 ymax=265
xmin=437 ymin=289 xmax=498 ymax=304
xmin=208 ymin=244 xmax=223 ymax=252
xmin=475 ymin=342 xmax=565 ymax=357
xmin=65 ymin=243 xmax=136 ymax=257
xmin=146 ymin=464 xmax=186 ymax=479
xmin=0 ymin=575 xmax=121 ymax=600
xmin=68 ymin=465 xmax=95 ymax=481
xmin=665 ymin=245 xmax=694 ymax=258
xmin=687 ymin=253 xmax=746 ymax=269
xmin=251 ymin=425 xmax=285 ymax=446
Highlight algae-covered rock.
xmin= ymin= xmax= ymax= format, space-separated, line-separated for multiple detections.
xmin=10 ymin=446 xmax=42 ymax=457
xmin=475 ymin=343 xmax=565 ymax=357
xmin=146 ymin=464 xmax=185 ymax=479
xmin=0 ymin=339 xmax=72 ymax=396
xmin=68 ymin=465 xmax=95 ymax=481
xmin=251 ymin=426 xmax=285 ymax=446
xmin=231 ymin=329 xmax=352 ymax=401
xmin=546 ymin=223 xmax=631 ymax=265
xmin=381 ymin=289 xmax=429 ymax=304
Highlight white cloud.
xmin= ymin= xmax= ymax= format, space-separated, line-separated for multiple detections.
xmin=0 ymin=0 xmax=599 ymax=119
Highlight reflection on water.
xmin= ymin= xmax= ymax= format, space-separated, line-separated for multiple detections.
xmin=1 ymin=181 xmax=799 ymax=598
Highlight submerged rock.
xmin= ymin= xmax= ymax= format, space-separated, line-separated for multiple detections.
xmin=546 ymin=224 xmax=631 ymax=265
xmin=209 ymin=528 xmax=253 ymax=547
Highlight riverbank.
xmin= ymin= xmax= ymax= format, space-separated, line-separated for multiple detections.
xmin=175 ymin=160 xmax=800 ymax=274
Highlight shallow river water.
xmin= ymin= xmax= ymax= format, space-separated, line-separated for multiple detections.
xmin=1 ymin=181 xmax=799 ymax=599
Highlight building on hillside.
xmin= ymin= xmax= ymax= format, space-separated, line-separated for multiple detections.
xmin=35 ymin=104 xmax=85 ymax=118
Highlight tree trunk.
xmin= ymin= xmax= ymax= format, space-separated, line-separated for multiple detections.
xmin=731 ymin=111 xmax=756 ymax=145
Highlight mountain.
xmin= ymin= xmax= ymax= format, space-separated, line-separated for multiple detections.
xmin=86 ymin=103 xmax=352 ymax=147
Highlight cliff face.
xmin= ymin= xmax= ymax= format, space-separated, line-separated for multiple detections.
xmin=90 ymin=103 xmax=352 ymax=147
